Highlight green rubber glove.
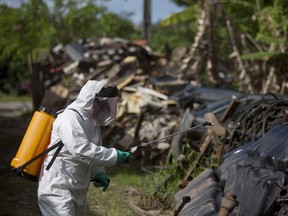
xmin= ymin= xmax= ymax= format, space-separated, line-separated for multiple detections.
xmin=92 ymin=172 xmax=110 ymax=192
xmin=116 ymin=150 xmax=133 ymax=164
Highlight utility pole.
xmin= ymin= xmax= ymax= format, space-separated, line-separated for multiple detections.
xmin=143 ymin=0 xmax=151 ymax=45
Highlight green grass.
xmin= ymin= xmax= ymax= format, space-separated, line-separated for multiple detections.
xmin=0 ymin=92 xmax=32 ymax=102
xmin=87 ymin=164 xmax=146 ymax=216
xmin=109 ymin=164 xmax=145 ymax=188
xmin=87 ymin=186 xmax=135 ymax=216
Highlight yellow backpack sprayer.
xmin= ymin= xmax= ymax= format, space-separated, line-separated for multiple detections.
xmin=10 ymin=106 xmax=64 ymax=182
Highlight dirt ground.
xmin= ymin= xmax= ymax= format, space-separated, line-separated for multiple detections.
xmin=0 ymin=102 xmax=41 ymax=215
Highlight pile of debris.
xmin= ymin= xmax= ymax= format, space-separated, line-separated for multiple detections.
xmin=37 ymin=37 xmax=242 ymax=165
xmin=34 ymin=37 xmax=288 ymax=215
xmin=39 ymin=37 xmax=164 ymax=108
xmin=172 ymin=96 xmax=288 ymax=215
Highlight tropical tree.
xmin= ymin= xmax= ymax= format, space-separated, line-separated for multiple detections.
xmin=99 ymin=12 xmax=141 ymax=40
xmin=163 ymin=0 xmax=288 ymax=93
xmin=0 ymin=0 xmax=53 ymax=92
xmin=152 ymin=3 xmax=198 ymax=53
xmin=0 ymin=0 xmax=140 ymax=93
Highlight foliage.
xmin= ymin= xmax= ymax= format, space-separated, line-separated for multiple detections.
xmin=221 ymin=0 xmax=288 ymax=58
xmin=171 ymin=0 xmax=194 ymax=7
xmin=219 ymin=0 xmax=259 ymax=37
xmin=160 ymin=4 xmax=198 ymax=27
xmin=167 ymin=0 xmax=288 ymax=92
xmin=0 ymin=2 xmax=52 ymax=92
xmin=141 ymin=139 xmax=218 ymax=208
xmin=0 ymin=0 xmax=140 ymax=93
xmin=151 ymin=4 xmax=198 ymax=52
xmin=63 ymin=2 xmax=106 ymax=42
xmin=99 ymin=12 xmax=141 ymax=40
xmin=256 ymin=0 xmax=288 ymax=47
xmin=240 ymin=51 xmax=281 ymax=60
xmin=151 ymin=22 xmax=196 ymax=52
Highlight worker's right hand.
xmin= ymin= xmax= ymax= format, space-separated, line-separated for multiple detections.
xmin=92 ymin=172 xmax=110 ymax=192
xmin=116 ymin=150 xmax=133 ymax=164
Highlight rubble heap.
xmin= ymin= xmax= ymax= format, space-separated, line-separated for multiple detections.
xmin=32 ymin=37 xmax=288 ymax=215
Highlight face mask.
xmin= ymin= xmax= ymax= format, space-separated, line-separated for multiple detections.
xmin=94 ymin=96 xmax=118 ymax=126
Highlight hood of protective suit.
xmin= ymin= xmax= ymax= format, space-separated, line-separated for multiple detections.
xmin=67 ymin=80 xmax=107 ymax=118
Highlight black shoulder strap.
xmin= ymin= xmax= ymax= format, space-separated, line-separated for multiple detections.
xmin=13 ymin=141 xmax=63 ymax=176
xmin=69 ymin=108 xmax=84 ymax=121
xmin=45 ymin=108 xmax=84 ymax=170
xmin=45 ymin=141 xmax=64 ymax=171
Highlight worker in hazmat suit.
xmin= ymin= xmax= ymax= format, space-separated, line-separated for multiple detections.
xmin=38 ymin=80 xmax=132 ymax=216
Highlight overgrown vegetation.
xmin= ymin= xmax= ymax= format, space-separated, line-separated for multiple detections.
xmin=140 ymin=139 xmax=218 ymax=210
xmin=164 ymin=0 xmax=288 ymax=93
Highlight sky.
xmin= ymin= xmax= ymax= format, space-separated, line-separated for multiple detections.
xmin=0 ymin=0 xmax=185 ymax=25
xmin=100 ymin=0 xmax=185 ymax=24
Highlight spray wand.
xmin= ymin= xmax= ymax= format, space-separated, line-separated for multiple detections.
xmin=129 ymin=121 xmax=214 ymax=154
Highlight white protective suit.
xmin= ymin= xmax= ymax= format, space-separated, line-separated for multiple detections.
xmin=38 ymin=80 xmax=118 ymax=216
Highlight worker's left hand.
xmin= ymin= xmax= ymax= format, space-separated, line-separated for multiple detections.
xmin=92 ymin=172 xmax=110 ymax=192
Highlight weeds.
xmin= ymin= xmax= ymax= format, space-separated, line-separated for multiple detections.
xmin=140 ymin=138 xmax=219 ymax=210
